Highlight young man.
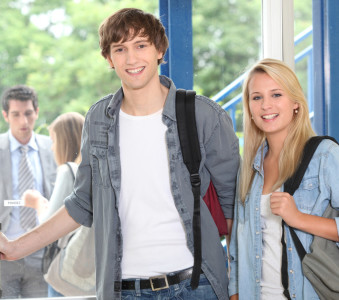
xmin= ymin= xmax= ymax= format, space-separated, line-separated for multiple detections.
xmin=0 ymin=85 xmax=56 ymax=298
xmin=0 ymin=9 xmax=240 ymax=300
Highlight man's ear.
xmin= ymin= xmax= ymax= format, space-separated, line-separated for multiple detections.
xmin=35 ymin=107 xmax=39 ymax=118
xmin=2 ymin=110 xmax=9 ymax=123
xmin=107 ymin=57 xmax=114 ymax=69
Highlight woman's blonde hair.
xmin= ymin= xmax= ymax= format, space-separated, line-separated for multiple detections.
xmin=49 ymin=112 xmax=85 ymax=166
xmin=240 ymin=58 xmax=315 ymax=202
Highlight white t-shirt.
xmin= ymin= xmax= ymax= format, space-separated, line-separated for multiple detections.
xmin=260 ymin=191 xmax=286 ymax=299
xmin=118 ymin=109 xmax=193 ymax=279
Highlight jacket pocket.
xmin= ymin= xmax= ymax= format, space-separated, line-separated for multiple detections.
xmin=90 ymin=147 xmax=111 ymax=188
xmin=295 ymin=176 xmax=319 ymax=213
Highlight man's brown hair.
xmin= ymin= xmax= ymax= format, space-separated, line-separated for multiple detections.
xmin=99 ymin=8 xmax=169 ymax=64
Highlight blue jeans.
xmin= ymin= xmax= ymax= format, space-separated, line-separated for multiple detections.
xmin=48 ymin=284 xmax=64 ymax=297
xmin=121 ymin=273 xmax=218 ymax=299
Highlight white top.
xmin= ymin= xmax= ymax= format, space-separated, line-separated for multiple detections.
xmin=260 ymin=191 xmax=286 ymax=299
xmin=41 ymin=162 xmax=78 ymax=222
xmin=118 ymin=109 xmax=193 ymax=279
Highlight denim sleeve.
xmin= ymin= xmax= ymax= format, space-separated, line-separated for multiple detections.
xmin=204 ymin=108 xmax=240 ymax=219
xmin=324 ymin=141 xmax=339 ymax=245
xmin=228 ymin=175 xmax=240 ymax=296
xmin=64 ymin=110 xmax=93 ymax=227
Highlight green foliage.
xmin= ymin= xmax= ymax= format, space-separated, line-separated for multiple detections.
xmin=193 ymin=0 xmax=261 ymax=99
xmin=0 ymin=0 xmax=158 ymax=133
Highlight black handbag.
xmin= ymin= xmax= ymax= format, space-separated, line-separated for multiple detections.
xmin=281 ymin=136 xmax=339 ymax=300
xmin=42 ymin=240 xmax=60 ymax=274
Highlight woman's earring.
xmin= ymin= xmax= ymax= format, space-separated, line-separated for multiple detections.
xmin=294 ymin=109 xmax=299 ymax=114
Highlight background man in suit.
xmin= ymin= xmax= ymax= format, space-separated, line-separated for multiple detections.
xmin=0 ymin=85 xmax=56 ymax=298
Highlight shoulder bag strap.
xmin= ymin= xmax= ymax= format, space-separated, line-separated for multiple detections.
xmin=175 ymin=89 xmax=202 ymax=289
xmin=65 ymin=162 xmax=76 ymax=181
xmin=281 ymin=135 xmax=339 ymax=298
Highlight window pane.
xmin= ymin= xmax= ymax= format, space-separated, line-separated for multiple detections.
xmin=193 ymin=0 xmax=262 ymax=141
xmin=294 ymin=0 xmax=313 ymax=115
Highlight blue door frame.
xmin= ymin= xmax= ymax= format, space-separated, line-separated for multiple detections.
xmin=313 ymin=0 xmax=339 ymax=140
xmin=159 ymin=0 xmax=193 ymax=90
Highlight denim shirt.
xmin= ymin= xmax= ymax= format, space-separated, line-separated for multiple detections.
xmin=65 ymin=76 xmax=240 ymax=300
xmin=228 ymin=139 xmax=339 ymax=300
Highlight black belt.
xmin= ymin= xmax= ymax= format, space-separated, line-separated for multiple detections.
xmin=120 ymin=267 xmax=202 ymax=291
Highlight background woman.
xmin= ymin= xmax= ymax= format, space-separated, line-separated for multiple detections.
xmin=228 ymin=58 xmax=339 ymax=300
xmin=23 ymin=111 xmax=85 ymax=297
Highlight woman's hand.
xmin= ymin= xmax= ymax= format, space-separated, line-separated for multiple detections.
xmin=22 ymin=189 xmax=49 ymax=217
xmin=230 ymin=294 xmax=239 ymax=300
xmin=270 ymin=192 xmax=303 ymax=227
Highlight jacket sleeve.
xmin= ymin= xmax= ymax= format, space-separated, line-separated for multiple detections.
xmin=324 ymin=141 xmax=339 ymax=244
xmin=201 ymin=100 xmax=240 ymax=219
xmin=228 ymin=173 xmax=241 ymax=296
xmin=64 ymin=111 xmax=93 ymax=227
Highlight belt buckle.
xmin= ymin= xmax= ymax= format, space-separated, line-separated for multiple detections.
xmin=149 ymin=274 xmax=169 ymax=291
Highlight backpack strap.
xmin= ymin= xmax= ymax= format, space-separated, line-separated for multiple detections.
xmin=175 ymin=89 xmax=202 ymax=290
xmin=284 ymin=136 xmax=337 ymax=195
xmin=281 ymin=135 xmax=339 ymax=298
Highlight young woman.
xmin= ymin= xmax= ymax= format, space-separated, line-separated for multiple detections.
xmin=228 ymin=58 xmax=339 ymax=300
xmin=23 ymin=112 xmax=86 ymax=297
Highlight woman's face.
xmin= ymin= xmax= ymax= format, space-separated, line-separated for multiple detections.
xmin=248 ymin=72 xmax=299 ymax=142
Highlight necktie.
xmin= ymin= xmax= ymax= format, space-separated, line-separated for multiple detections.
xmin=19 ymin=145 xmax=37 ymax=230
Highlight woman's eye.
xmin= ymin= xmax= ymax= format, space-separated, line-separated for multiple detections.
xmin=252 ymin=96 xmax=261 ymax=101
xmin=273 ymin=93 xmax=282 ymax=98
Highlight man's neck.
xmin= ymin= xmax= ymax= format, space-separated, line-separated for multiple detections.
xmin=9 ymin=129 xmax=33 ymax=146
xmin=121 ymin=79 xmax=169 ymax=116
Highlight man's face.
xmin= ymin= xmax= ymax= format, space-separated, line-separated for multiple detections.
xmin=2 ymin=100 xmax=39 ymax=145
xmin=106 ymin=34 xmax=163 ymax=92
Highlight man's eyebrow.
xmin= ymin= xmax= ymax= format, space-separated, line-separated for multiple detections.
xmin=111 ymin=39 xmax=150 ymax=48
xmin=134 ymin=39 xmax=149 ymax=44
xmin=111 ymin=43 xmax=123 ymax=49
xmin=10 ymin=109 xmax=34 ymax=114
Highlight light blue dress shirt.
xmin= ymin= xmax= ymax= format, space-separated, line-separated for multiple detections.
xmin=5 ymin=131 xmax=44 ymax=239
xmin=228 ymin=139 xmax=339 ymax=300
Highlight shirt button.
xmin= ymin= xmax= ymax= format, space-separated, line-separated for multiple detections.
xmin=256 ymin=231 xmax=260 ymax=235
xmin=256 ymin=279 xmax=260 ymax=283
xmin=117 ymin=257 xmax=121 ymax=262
xmin=292 ymin=294 xmax=296 ymax=298
xmin=288 ymin=247 xmax=292 ymax=251
xmin=255 ymin=207 xmax=259 ymax=211
xmin=289 ymin=269 xmax=294 ymax=274
xmin=256 ymin=255 xmax=259 ymax=259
